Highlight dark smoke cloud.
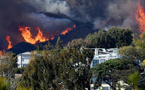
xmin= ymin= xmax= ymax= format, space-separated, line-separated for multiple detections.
xmin=64 ymin=0 xmax=140 ymax=32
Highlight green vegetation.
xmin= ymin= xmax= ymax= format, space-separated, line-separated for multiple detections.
xmin=92 ymin=57 xmax=140 ymax=90
xmin=0 ymin=51 xmax=18 ymax=90
xmin=44 ymin=41 xmax=53 ymax=51
xmin=20 ymin=51 xmax=58 ymax=90
xmin=128 ymin=72 xmax=140 ymax=90
xmin=55 ymin=36 xmax=63 ymax=52
xmin=0 ymin=77 xmax=7 ymax=90
xmin=20 ymin=48 xmax=93 ymax=90
xmin=67 ymin=27 xmax=133 ymax=49
xmin=58 ymin=48 xmax=94 ymax=90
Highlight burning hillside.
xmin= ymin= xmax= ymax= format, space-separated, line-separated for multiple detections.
xmin=5 ymin=35 xmax=12 ymax=49
xmin=18 ymin=26 xmax=49 ymax=44
xmin=18 ymin=25 xmax=76 ymax=45
xmin=0 ymin=0 xmax=144 ymax=52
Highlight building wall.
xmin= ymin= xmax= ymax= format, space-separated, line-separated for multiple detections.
xmin=17 ymin=52 xmax=31 ymax=68
xmin=91 ymin=48 xmax=121 ymax=68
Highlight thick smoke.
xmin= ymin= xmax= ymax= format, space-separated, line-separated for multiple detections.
xmin=93 ymin=0 xmax=139 ymax=31
xmin=27 ymin=13 xmax=71 ymax=31
xmin=0 ymin=0 xmax=72 ymax=49
xmin=23 ymin=0 xmax=71 ymax=16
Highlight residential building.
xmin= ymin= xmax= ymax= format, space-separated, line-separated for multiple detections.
xmin=17 ymin=52 xmax=31 ymax=68
xmin=17 ymin=51 xmax=41 ymax=68
xmin=91 ymin=48 xmax=121 ymax=68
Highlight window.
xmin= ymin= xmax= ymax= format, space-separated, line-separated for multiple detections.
xmin=92 ymin=60 xmax=99 ymax=67
xmin=102 ymin=80 xmax=106 ymax=84
xmin=23 ymin=64 xmax=28 ymax=67
xmin=102 ymin=80 xmax=111 ymax=84
xmin=102 ymin=87 xmax=110 ymax=90
xmin=100 ymin=59 xmax=105 ymax=63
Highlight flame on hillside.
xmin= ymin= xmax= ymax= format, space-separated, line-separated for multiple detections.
xmin=5 ymin=35 xmax=13 ymax=49
xmin=135 ymin=0 xmax=145 ymax=37
xmin=19 ymin=25 xmax=76 ymax=44
xmin=18 ymin=26 xmax=49 ymax=44
xmin=61 ymin=25 xmax=76 ymax=35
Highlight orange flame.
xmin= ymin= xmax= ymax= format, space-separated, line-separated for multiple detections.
xmin=19 ymin=26 xmax=49 ymax=44
xmin=61 ymin=25 xmax=76 ymax=35
xmin=5 ymin=35 xmax=13 ymax=49
xmin=0 ymin=50 xmax=2 ymax=56
xmin=19 ymin=25 xmax=76 ymax=44
xmin=61 ymin=27 xmax=72 ymax=35
xmin=73 ymin=24 xmax=76 ymax=28
xmin=136 ymin=0 xmax=145 ymax=34
xmin=140 ymin=35 xmax=143 ymax=38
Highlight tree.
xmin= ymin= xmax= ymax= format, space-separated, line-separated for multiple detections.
xmin=44 ymin=41 xmax=53 ymax=51
xmin=133 ymin=31 xmax=145 ymax=49
xmin=128 ymin=72 xmax=140 ymax=90
xmin=0 ymin=51 xmax=18 ymax=90
xmin=55 ymin=36 xmax=63 ymax=52
xmin=107 ymin=27 xmax=133 ymax=48
xmin=0 ymin=77 xmax=7 ymax=90
xmin=58 ymin=48 xmax=94 ymax=90
xmin=37 ymin=44 xmax=43 ymax=51
xmin=0 ymin=51 xmax=17 ymax=78
xmin=85 ymin=30 xmax=109 ymax=48
xmin=92 ymin=57 xmax=140 ymax=90
xmin=67 ymin=38 xmax=86 ymax=49
xmin=20 ymin=51 xmax=60 ymax=90
xmin=119 ymin=46 xmax=145 ymax=62
xmin=85 ymin=27 xmax=132 ymax=48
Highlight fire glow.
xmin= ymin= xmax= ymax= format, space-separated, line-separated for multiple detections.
xmin=0 ymin=50 xmax=2 ymax=56
xmin=61 ymin=25 xmax=76 ymax=35
xmin=135 ymin=0 xmax=145 ymax=35
xmin=5 ymin=35 xmax=13 ymax=49
xmin=0 ymin=24 xmax=76 ymax=52
xmin=19 ymin=25 xmax=76 ymax=44
xmin=18 ymin=26 xmax=49 ymax=44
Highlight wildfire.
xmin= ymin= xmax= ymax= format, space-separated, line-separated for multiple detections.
xmin=18 ymin=26 xmax=49 ymax=44
xmin=18 ymin=25 xmax=76 ymax=44
xmin=61 ymin=25 xmax=76 ymax=35
xmin=5 ymin=35 xmax=13 ymax=49
xmin=0 ymin=50 xmax=2 ymax=56
xmin=136 ymin=0 xmax=145 ymax=35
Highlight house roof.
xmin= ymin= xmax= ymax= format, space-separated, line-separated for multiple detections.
xmin=17 ymin=52 xmax=31 ymax=56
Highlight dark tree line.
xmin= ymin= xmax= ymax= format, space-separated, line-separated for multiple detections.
xmin=67 ymin=27 xmax=133 ymax=49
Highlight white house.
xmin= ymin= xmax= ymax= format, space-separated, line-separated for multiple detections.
xmin=91 ymin=48 xmax=121 ymax=68
xmin=17 ymin=52 xmax=31 ymax=68
xmin=90 ymin=48 xmax=123 ymax=90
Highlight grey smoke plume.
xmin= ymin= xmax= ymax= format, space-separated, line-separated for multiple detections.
xmin=23 ymin=0 xmax=71 ymax=16
xmin=93 ymin=0 xmax=139 ymax=31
